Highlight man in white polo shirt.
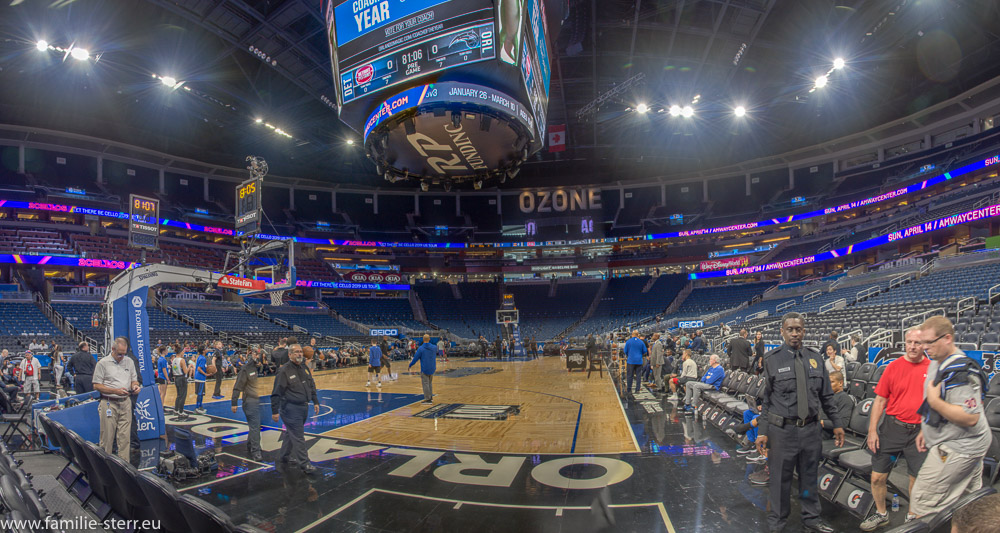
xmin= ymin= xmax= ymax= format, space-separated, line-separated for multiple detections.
xmin=92 ymin=337 xmax=140 ymax=460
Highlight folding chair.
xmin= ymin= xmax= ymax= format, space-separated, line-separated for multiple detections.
xmin=1 ymin=398 xmax=35 ymax=451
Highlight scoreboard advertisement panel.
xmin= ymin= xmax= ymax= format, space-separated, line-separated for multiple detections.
xmin=128 ymin=194 xmax=159 ymax=250
xmin=329 ymin=0 xmax=496 ymax=106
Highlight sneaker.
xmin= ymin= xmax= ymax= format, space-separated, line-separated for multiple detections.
xmin=421 ymin=400 xmax=433 ymax=405
xmin=748 ymin=466 xmax=769 ymax=485
xmin=859 ymin=512 xmax=889 ymax=531
xmin=194 ymin=408 xmax=206 ymax=415
xmin=250 ymin=453 xmax=262 ymax=462
xmin=746 ymin=452 xmax=767 ymax=464
xmin=667 ymin=394 xmax=679 ymax=400
xmin=365 ymin=381 xmax=371 ymax=387
xmin=736 ymin=444 xmax=756 ymax=455
xmin=377 ymin=382 xmax=381 ymax=388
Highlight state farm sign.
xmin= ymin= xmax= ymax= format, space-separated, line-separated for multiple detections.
xmin=699 ymin=256 xmax=750 ymax=272
xmin=218 ymin=276 xmax=266 ymax=291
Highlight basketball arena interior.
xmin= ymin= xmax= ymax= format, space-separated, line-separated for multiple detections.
xmin=1 ymin=1 xmax=1000 ymax=532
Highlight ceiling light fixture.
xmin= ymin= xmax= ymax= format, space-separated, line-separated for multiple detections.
xmin=833 ymin=57 xmax=846 ymax=70
xmin=635 ymin=103 xmax=649 ymax=114
xmin=346 ymin=139 xmax=355 ymax=145
xmin=681 ymin=106 xmax=694 ymax=118
xmin=69 ymin=47 xmax=90 ymax=61
xmin=668 ymin=105 xmax=681 ymax=117
xmin=35 ymin=40 xmax=48 ymax=52
xmin=814 ymin=75 xmax=828 ymax=89
xmin=734 ymin=105 xmax=747 ymax=117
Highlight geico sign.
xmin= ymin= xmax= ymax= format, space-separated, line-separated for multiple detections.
xmin=519 ymin=188 xmax=602 ymax=213
xmin=371 ymin=329 xmax=399 ymax=336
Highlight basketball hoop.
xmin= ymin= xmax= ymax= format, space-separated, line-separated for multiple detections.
xmin=268 ymin=289 xmax=285 ymax=306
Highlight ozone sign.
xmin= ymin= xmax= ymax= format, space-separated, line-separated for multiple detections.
xmin=364 ymin=82 xmax=539 ymax=181
xmin=519 ymin=188 xmax=602 ymax=214
xmin=371 ymin=328 xmax=399 ymax=336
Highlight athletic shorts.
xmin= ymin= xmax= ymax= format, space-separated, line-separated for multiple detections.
xmin=368 ymin=365 xmax=381 ymax=373
xmin=872 ymin=415 xmax=926 ymax=476
xmin=155 ymin=377 xmax=166 ymax=385
xmin=23 ymin=380 xmax=39 ymax=393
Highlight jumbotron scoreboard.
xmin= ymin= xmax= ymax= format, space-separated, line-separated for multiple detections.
xmin=325 ymin=0 xmax=558 ymax=187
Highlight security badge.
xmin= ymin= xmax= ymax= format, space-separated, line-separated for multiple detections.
xmin=810 ymin=359 xmax=818 ymax=369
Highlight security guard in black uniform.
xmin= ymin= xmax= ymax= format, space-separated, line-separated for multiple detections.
xmin=756 ymin=312 xmax=846 ymax=533
xmin=271 ymin=344 xmax=320 ymax=474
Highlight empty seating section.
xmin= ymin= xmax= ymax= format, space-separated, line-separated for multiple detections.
xmin=0 ymin=229 xmax=73 ymax=255
xmin=416 ymin=282 xmax=501 ymax=339
xmin=508 ymin=281 xmax=600 ymax=340
xmin=674 ymin=281 xmax=777 ymax=318
xmin=295 ymin=258 xmax=339 ymax=282
xmin=50 ymin=302 xmax=102 ymax=337
xmin=72 ymin=234 xmax=166 ymax=264
xmin=171 ymin=303 xmax=288 ymax=342
xmin=574 ymin=275 xmax=687 ymax=335
xmin=0 ymin=302 xmax=72 ymax=353
xmin=265 ymin=308 xmax=361 ymax=337
xmin=861 ymin=262 xmax=1000 ymax=305
xmin=323 ymin=298 xmax=422 ymax=329
xmin=158 ymin=241 xmax=227 ymax=270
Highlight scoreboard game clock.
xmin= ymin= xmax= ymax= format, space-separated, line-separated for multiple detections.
xmin=128 ymin=194 xmax=159 ymax=250
xmin=235 ymin=178 xmax=263 ymax=238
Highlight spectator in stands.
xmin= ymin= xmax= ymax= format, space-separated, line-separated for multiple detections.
xmin=50 ymin=344 xmax=67 ymax=396
xmin=682 ymin=354 xmax=725 ymax=413
xmin=212 ymin=341 xmax=225 ymax=399
xmin=18 ymin=350 xmax=41 ymax=404
xmin=821 ymin=371 xmax=854 ymax=436
xmin=844 ymin=334 xmax=863 ymax=363
xmin=951 ymin=492 xmax=1000 ymax=533
xmin=68 ymin=341 xmax=96 ymax=394
xmin=678 ymin=332 xmax=690 ymax=351
xmin=909 ymin=316 xmax=990 ymax=521
xmin=271 ymin=338 xmax=289 ymax=368
xmin=27 ymin=340 xmax=43 ymax=352
xmin=859 ymin=328 xmax=929 ymax=531
xmin=93 ymin=337 xmax=140 ymax=461
xmin=823 ymin=344 xmax=844 ymax=375
xmin=155 ymin=345 xmax=170 ymax=406
xmin=753 ymin=331 xmax=766 ymax=375
xmin=728 ymin=329 xmax=753 ymax=372
xmin=622 ymin=330 xmax=647 ymax=395
xmin=668 ymin=349 xmax=697 ymax=400
xmin=193 ymin=346 xmax=208 ymax=414
xmin=409 ymin=334 xmax=438 ymax=404
xmin=664 ymin=334 xmax=676 ymax=356
xmin=721 ymin=323 xmax=732 ymax=337
xmin=821 ymin=331 xmax=839 ymax=358
xmin=689 ymin=331 xmax=706 ymax=353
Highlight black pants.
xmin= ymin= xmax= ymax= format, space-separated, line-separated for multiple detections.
xmin=768 ymin=420 xmax=823 ymax=532
xmin=213 ymin=371 xmax=223 ymax=397
xmin=130 ymin=394 xmax=140 ymax=450
xmin=74 ymin=374 xmax=93 ymax=394
xmin=174 ymin=377 xmax=187 ymax=414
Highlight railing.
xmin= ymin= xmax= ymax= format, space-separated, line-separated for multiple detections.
xmin=274 ymin=318 xmax=289 ymax=328
xmin=830 ymin=278 xmax=845 ymax=291
xmin=839 ymin=329 xmax=864 ymax=351
xmin=956 ymin=297 xmax=976 ymax=319
xmin=866 ymin=328 xmax=894 ymax=348
xmin=199 ymin=323 xmax=214 ymax=333
xmin=855 ymin=285 xmax=881 ymax=303
xmin=293 ymin=325 xmax=307 ymax=334
xmin=889 ymin=272 xmax=914 ymax=289
xmin=900 ymin=308 xmax=944 ymax=337
xmin=819 ymin=298 xmax=847 ymax=314
xmin=746 ymin=310 xmax=770 ymax=321
xmin=919 ymin=258 xmax=936 ymax=277
xmin=990 ymin=283 xmax=1000 ymax=305
xmin=776 ymin=299 xmax=796 ymax=313
xmin=803 ymin=290 xmax=822 ymax=302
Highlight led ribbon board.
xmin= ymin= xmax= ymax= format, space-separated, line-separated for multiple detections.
xmin=688 ymin=202 xmax=1000 ymax=279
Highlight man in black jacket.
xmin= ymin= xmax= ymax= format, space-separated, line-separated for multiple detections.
xmin=270 ymin=338 xmax=289 ymax=368
xmin=233 ymin=350 xmax=262 ymax=461
xmin=67 ymin=342 xmax=97 ymax=394
xmin=271 ymin=344 xmax=319 ymax=474
xmin=727 ymin=329 xmax=754 ymax=371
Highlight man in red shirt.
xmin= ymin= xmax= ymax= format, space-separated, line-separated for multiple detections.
xmin=859 ymin=328 xmax=930 ymax=531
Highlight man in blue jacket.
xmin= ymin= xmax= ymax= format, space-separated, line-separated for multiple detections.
xmin=622 ymin=330 xmax=648 ymax=394
xmin=409 ymin=334 xmax=437 ymax=404
xmin=689 ymin=330 xmax=706 ymax=353
xmin=683 ymin=353 xmax=725 ymax=413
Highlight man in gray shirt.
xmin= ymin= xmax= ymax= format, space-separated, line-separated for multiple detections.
xmin=93 ymin=337 xmax=140 ymax=461
xmin=910 ymin=316 xmax=991 ymax=520
xmin=649 ymin=333 xmax=665 ymax=392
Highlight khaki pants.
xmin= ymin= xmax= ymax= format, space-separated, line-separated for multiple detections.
xmin=99 ymin=398 xmax=132 ymax=461
xmin=909 ymin=442 xmax=984 ymax=518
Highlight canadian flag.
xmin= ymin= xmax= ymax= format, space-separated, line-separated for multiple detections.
xmin=548 ymin=124 xmax=566 ymax=152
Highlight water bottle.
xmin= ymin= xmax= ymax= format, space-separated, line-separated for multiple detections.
xmin=892 ymin=494 xmax=900 ymax=513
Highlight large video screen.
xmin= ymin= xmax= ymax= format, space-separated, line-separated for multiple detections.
xmin=328 ymin=0 xmax=496 ymax=105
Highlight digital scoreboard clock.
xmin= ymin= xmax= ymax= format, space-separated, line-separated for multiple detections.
xmin=128 ymin=194 xmax=159 ymax=250
xmin=235 ymin=178 xmax=262 ymax=237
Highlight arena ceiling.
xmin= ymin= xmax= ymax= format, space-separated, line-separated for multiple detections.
xmin=0 ymin=0 xmax=998 ymax=189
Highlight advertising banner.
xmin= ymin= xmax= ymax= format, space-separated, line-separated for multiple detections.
xmin=699 ymin=256 xmax=750 ymax=271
